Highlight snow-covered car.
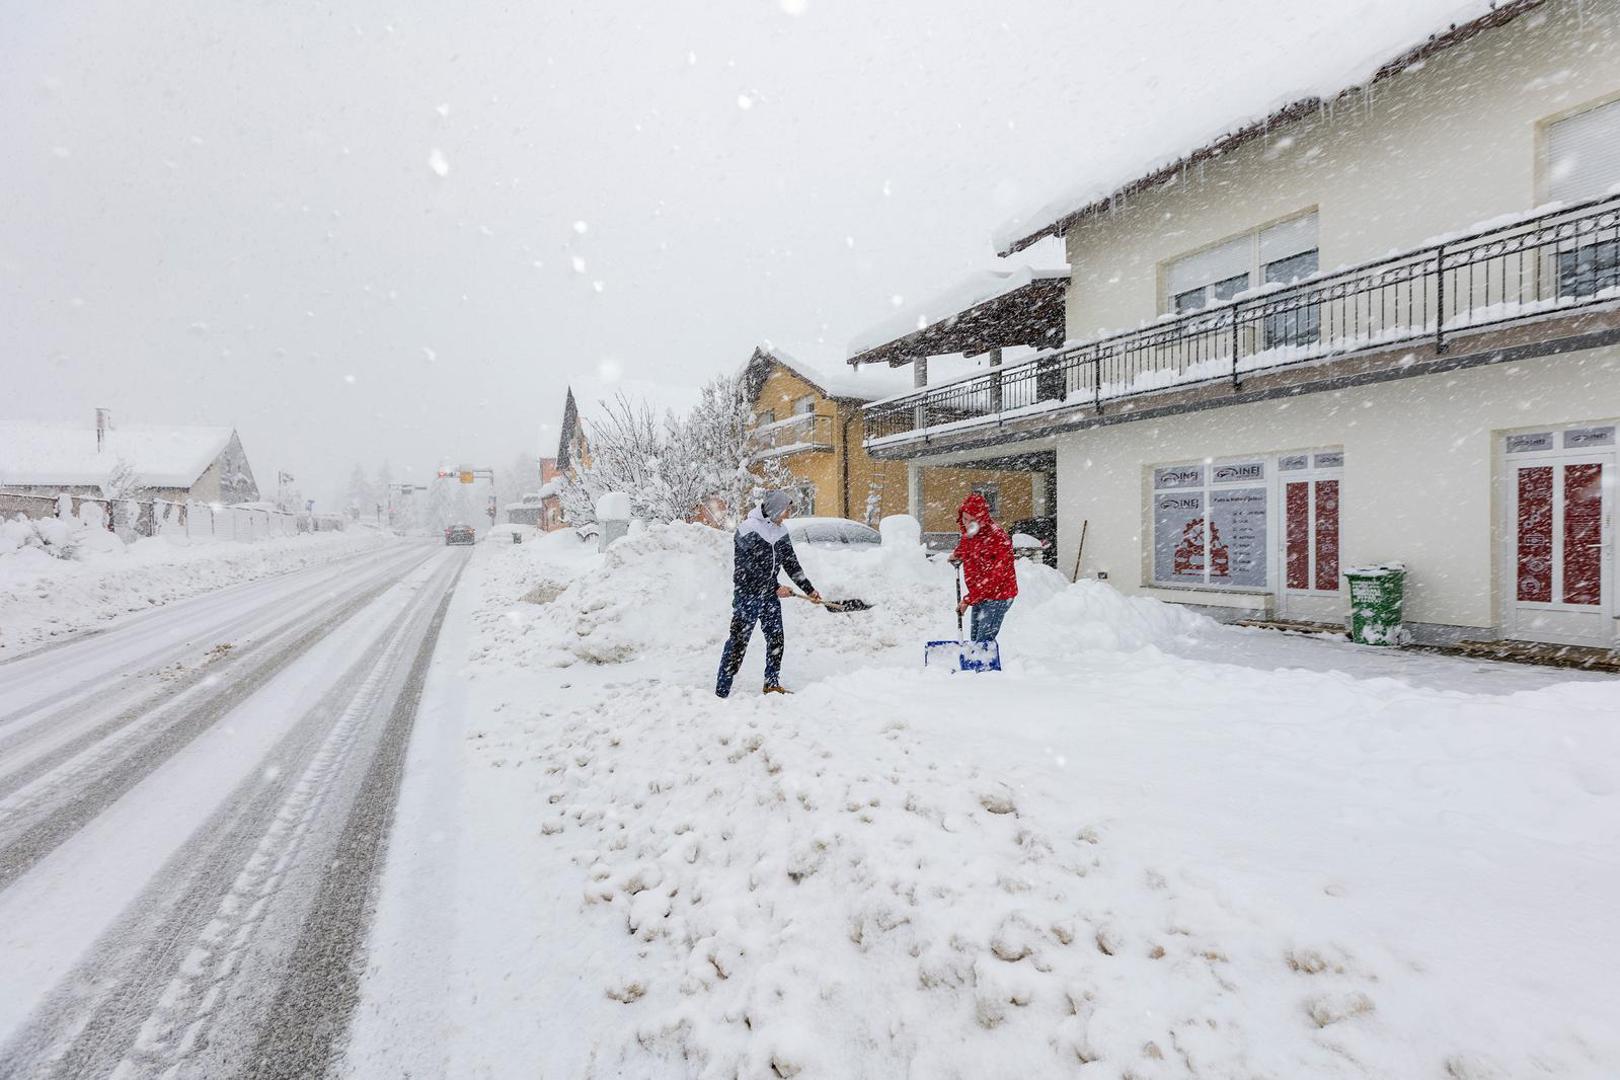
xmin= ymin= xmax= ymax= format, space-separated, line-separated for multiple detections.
xmin=444 ymin=524 xmax=476 ymax=546
xmin=784 ymin=516 xmax=882 ymax=548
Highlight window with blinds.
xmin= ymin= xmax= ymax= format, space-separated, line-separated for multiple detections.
xmin=1547 ymin=98 xmax=1620 ymax=204
xmin=1164 ymin=212 xmax=1318 ymax=316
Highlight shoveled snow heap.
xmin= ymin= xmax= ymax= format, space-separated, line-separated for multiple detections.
xmin=483 ymin=520 xmax=1111 ymax=669
xmin=369 ymin=521 xmax=1619 ymax=1080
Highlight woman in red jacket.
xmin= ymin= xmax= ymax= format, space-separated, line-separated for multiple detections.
xmin=949 ymin=492 xmax=1018 ymax=642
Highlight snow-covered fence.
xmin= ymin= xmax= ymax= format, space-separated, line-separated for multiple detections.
xmin=0 ymin=492 xmax=311 ymax=543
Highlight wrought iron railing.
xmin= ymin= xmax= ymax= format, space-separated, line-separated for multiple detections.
xmin=864 ymin=194 xmax=1620 ymax=443
xmin=748 ymin=410 xmax=834 ymax=456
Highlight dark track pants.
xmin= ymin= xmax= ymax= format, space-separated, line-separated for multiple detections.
xmin=715 ymin=593 xmax=784 ymax=697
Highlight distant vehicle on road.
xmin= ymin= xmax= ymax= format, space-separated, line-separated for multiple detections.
xmin=784 ymin=516 xmax=882 ymax=549
xmin=444 ymin=524 xmax=476 ymax=546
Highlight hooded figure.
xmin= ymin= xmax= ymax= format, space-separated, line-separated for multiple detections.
xmin=950 ymin=492 xmax=1018 ymax=642
xmin=715 ymin=491 xmax=820 ymax=697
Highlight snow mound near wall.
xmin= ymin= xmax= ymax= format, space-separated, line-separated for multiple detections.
xmin=1009 ymin=579 xmax=1214 ymax=657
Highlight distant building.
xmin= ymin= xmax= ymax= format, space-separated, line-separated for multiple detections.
xmin=0 ymin=412 xmax=259 ymax=504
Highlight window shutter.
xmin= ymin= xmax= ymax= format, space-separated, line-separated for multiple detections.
xmin=1165 ymin=235 xmax=1251 ymax=297
xmin=1548 ymin=100 xmax=1620 ymax=204
xmin=1259 ymin=212 xmax=1318 ymax=263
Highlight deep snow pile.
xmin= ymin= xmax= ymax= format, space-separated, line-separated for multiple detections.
xmin=0 ymin=525 xmax=397 ymax=652
xmin=480 ymin=520 xmax=1137 ymax=672
xmin=359 ymin=525 xmax=1619 ymax=1080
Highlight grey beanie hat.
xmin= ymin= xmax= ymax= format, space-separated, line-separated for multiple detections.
xmin=760 ymin=490 xmax=795 ymax=521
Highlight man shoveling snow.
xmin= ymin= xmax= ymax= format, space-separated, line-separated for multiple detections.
xmin=715 ymin=491 xmax=820 ymax=697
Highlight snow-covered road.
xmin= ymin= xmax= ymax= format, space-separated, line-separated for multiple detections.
xmin=0 ymin=540 xmax=467 ymax=1079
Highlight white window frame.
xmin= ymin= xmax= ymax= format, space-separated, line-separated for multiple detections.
xmin=971 ymin=482 xmax=1001 ymax=517
xmin=1148 ymin=447 xmax=1349 ymax=596
xmin=1540 ymin=94 xmax=1620 ymax=205
xmin=794 ymin=395 xmax=817 ymax=416
xmin=1162 ymin=210 xmax=1320 ymax=316
xmin=1150 ymin=457 xmax=1272 ymax=591
xmin=1277 ymin=449 xmax=1345 ymax=596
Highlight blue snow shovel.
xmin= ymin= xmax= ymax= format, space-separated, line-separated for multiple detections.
xmin=925 ymin=569 xmax=1001 ymax=672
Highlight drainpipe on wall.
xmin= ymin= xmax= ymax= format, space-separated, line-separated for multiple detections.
xmin=95 ymin=407 xmax=111 ymax=453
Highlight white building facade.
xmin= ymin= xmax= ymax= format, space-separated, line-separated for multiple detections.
xmin=853 ymin=0 xmax=1620 ymax=648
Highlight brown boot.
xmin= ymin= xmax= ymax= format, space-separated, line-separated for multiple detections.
xmin=763 ymin=685 xmax=791 ymax=695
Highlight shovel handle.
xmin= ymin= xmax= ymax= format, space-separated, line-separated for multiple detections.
xmin=956 ymin=571 xmax=964 ymax=635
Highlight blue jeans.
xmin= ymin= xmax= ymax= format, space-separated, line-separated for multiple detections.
xmin=716 ymin=593 xmax=785 ymax=697
xmin=971 ymin=598 xmax=1013 ymax=642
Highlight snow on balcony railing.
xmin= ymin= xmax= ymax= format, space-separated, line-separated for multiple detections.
xmin=865 ymin=193 xmax=1620 ymax=444
xmin=749 ymin=411 xmax=834 ymax=456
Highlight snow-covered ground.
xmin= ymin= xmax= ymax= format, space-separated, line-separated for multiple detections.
xmin=0 ymin=523 xmax=398 ymax=654
xmin=349 ymin=525 xmax=1620 ymax=1080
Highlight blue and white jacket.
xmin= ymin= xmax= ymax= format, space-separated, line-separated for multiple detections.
xmin=733 ymin=508 xmax=815 ymax=599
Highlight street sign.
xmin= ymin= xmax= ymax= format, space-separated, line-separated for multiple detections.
xmin=459 ymin=471 xmax=474 ymax=484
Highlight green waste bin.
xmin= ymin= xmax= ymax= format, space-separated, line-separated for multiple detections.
xmin=1345 ymin=562 xmax=1408 ymax=646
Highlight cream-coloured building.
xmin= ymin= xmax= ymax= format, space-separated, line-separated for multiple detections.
xmin=849 ymin=0 xmax=1620 ymax=648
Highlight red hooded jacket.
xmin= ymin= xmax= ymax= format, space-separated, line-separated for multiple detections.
xmin=951 ymin=493 xmax=1018 ymax=605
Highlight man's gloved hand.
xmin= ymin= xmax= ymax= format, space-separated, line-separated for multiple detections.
xmin=776 ymin=586 xmax=795 ymax=598
xmin=957 ymin=598 xmax=972 ymax=616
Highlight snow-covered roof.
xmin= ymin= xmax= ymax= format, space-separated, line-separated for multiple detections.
xmin=751 ymin=342 xmax=916 ymax=401
xmin=847 ymin=260 xmax=1070 ymax=357
xmin=0 ymin=421 xmax=236 ymax=488
xmin=994 ymin=0 xmax=1542 ymax=254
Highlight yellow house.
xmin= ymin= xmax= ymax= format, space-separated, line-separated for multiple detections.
xmin=743 ymin=345 xmax=1044 ymax=540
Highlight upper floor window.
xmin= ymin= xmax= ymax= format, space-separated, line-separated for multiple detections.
xmin=794 ymin=395 xmax=816 ymax=415
xmin=1165 ymin=212 xmax=1319 ymax=315
xmin=971 ymin=483 xmax=1001 ymax=516
xmin=1547 ymin=98 xmax=1620 ymax=205
xmin=757 ymin=409 xmax=776 ymax=426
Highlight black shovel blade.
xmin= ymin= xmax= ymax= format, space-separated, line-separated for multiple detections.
xmin=822 ymin=598 xmax=872 ymax=613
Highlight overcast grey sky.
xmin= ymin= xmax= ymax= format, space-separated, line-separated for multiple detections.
xmin=2 ymin=0 xmax=1474 ymax=506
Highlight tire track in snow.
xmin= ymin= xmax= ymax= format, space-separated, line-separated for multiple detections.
xmin=0 ymin=546 xmax=439 ymax=891
xmin=0 ymin=544 xmax=397 ymax=725
xmin=0 ymin=544 xmax=430 ymax=794
xmin=0 ymin=550 xmax=467 ymax=1080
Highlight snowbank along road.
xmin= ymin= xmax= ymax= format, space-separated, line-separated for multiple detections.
xmin=0 ymin=539 xmax=466 ymax=1080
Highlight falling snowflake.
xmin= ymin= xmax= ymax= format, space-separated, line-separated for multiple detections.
xmin=736 ymin=93 xmax=754 ymax=110
xmin=571 ymin=255 xmax=587 ymax=274
xmin=429 ymin=148 xmax=450 ymax=177
xmin=573 ymin=220 xmax=589 ymax=234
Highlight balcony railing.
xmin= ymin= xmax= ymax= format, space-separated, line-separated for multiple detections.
xmin=749 ymin=410 xmax=835 ymax=457
xmin=865 ymin=193 xmax=1620 ymax=444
